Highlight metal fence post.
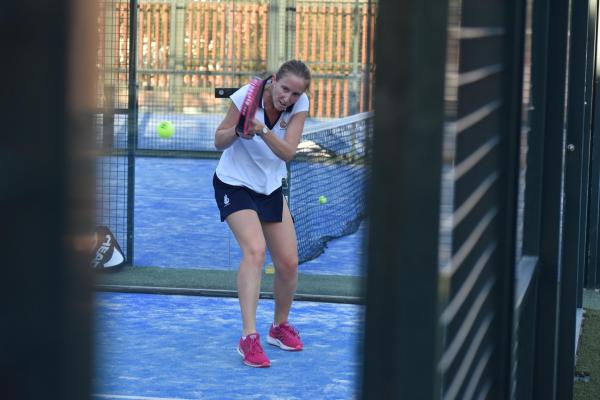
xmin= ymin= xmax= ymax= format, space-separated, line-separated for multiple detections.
xmin=361 ymin=0 xmax=447 ymax=397
xmin=586 ymin=1 xmax=600 ymax=290
xmin=126 ymin=0 xmax=138 ymax=264
xmin=532 ymin=0 xmax=571 ymax=397
xmin=557 ymin=0 xmax=598 ymax=398
xmin=169 ymin=0 xmax=186 ymax=112
xmin=285 ymin=0 xmax=296 ymax=60
xmin=267 ymin=0 xmax=288 ymax=73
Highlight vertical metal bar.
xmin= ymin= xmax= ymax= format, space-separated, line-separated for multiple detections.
xmin=343 ymin=6 xmax=351 ymax=116
xmin=349 ymin=0 xmax=360 ymax=115
xmin=363 ymin=0 xmax=372 ymax=112
xmin=361 ymin=0 xmax=447 ymax=397
xmin=584 ymin=0 xmax=600 ymax=291
xmin=576 ymin=0 xmax=598 ymax=306
xmin=513 ymin=0 xmax=542 ymax=397
xmin=267 ymin=0 xmax=287 ymax=73
xmin=201 ymin=2 xmax=209 ymax=87
xmin=557 ymin=0 xmax=595 ymax=398
xmin=282 ymin=170 xmax=291 ymax=207
xmin=218 ymin=3 xmax=226 ymax=89
xmin=497 ymin=0 xmax=527 ymax=397
xmin=532 ymin=0 xmax=572 ymax=398
xmin=317 ymin=5 xmax=326 ymax=117
xmin=588 ymin=7 xmax=600 ymax=288
xmin=1 ymin=0 xmax=94 ymax=397
xmin=102 ymin=85 xmax=115 ymax=149
xmin=169 ymin=0 xmax=185 ymax=111
xmin=285 ymin=0 xmax=296 ymax=61
xmin=523 ymin=0 xmax=550 ymax=259
xmin=514 ymin=267 xmax=540 ymax=399
xmin=127 ymin=0 xmax=138 ymax=264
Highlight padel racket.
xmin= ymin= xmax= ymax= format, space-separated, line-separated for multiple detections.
xmin=236 ymin=77 xmax=263 ymax=137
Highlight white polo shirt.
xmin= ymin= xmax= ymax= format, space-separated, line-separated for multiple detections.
xmin=215 ymin=80 xmax=310 ymax=195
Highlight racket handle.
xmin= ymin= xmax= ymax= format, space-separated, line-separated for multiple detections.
xmin=235 ymin=115 xmax=246 ymax=136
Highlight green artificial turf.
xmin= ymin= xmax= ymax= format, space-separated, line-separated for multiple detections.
xmin=583 ymin=289 xmax=600 ymax=310
xmin=574 ymin=290 xmax=600 ymax=400
xmin=95 ymin=265 xmax=363 ymax=302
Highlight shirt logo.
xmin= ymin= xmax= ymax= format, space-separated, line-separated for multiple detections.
xmin=280 ymin=120 xmax=287 ymax=129
xmin=223 ymin=194 xmax=230 ymax=207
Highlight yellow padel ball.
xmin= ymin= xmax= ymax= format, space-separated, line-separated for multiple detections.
xmin=157 ymin=121 xmax=174 ymax=139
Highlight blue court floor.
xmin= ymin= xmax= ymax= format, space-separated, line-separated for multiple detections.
xmin=133 ymin=157 xmax=366 ymax=276
xmin=94 ymin=292 xmax=363 ymax=400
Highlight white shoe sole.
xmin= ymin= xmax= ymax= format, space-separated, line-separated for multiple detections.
xmin=266 ymin=334 xmax=302 ymax=351
xmin=237 ymin=346 xmax=270 ymax=368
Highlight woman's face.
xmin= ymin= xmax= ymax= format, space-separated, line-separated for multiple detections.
xmin=270 ymin=74 xmax=307 ymax=111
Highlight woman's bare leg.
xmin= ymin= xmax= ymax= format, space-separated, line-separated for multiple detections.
xmin=226 ymin=209 xmax=266 ymax=336
xmin=261 ymin=200 xmax=298 ymax=325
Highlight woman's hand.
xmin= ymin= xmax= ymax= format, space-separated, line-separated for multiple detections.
xmin=246 ymin=119 xmax=266 ymax=138
xmin=239 ymin=126 xmax=256 ymax=140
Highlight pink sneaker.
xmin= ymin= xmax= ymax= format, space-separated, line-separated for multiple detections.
xmin=267 ymin=322 xmax=303 ymax=351
xmin=237 ymin=333 xmax=270 ymax=368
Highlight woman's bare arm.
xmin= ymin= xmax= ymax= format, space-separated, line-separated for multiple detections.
xmin=250 ymin=111 xmax=307 ymax=162
xmin=214 ymin=103 xmax=244 ymax=150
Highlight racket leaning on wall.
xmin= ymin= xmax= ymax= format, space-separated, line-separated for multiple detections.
xmin=235 ymin=77 xmax=263 ymax=137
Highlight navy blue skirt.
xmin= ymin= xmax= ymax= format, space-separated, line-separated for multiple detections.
xmin=213 ymin=173 xmax=283 ymax=222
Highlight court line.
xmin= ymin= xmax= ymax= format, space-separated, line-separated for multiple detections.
xmin=93 ymin=394 xmax=195 ymax=400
